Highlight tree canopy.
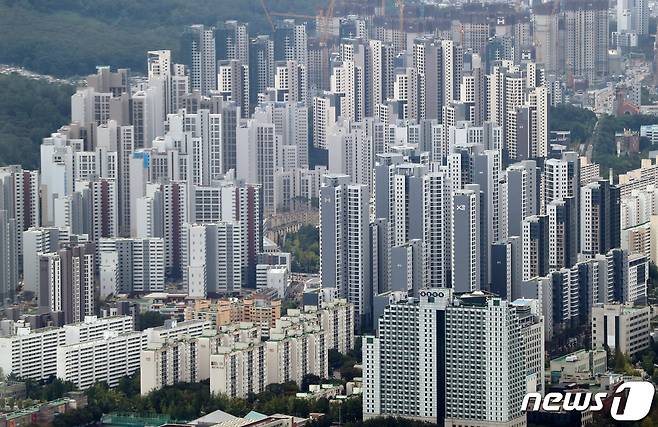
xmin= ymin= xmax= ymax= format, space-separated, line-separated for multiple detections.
xmin=137 ymin=311 xmax=168 ymax=331
xmin=590 ymin=113 xmax=658 ymax=175
xmin=0 ymin=73 xmax=73 ymax=169
xmin=282 ymin=225 xmax=320 ymax=273
xmin=549 ymin=104 xmax=597 ymax=146
xmin=549 ymin=104 xmax=658 ymax=176
xmin=49 ymin=375 xmax=365 ymax=427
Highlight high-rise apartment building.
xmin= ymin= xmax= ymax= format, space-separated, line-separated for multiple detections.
xmin=522 ymin=215 xmax=549 ymax=280
xmin=0 ymin=166 xmax=40 ymax=264
xmin=249 ymin=35 xmax=275 ymax=104
xmin=271 ymin=60 xmax=308 ymax=104
xmin=451 ymin=185 xmax=481 ymax=292
xmin=564 ymin=0 xmax=609 ymax=82
xmin=413 ymin=38 xmax=463 ymax=123
xmin=218 ymin=59 xmax=250 ymax=118
xmin=547 ymin=197 xmax=578 ymax=270
xmin=364 ymin=289 xmax=533 ymax=427
xmin=39 ymin=242 xmax=95 ymax=325
xmin=617 ymin=0 xmax=648 ymax=36
xmin=533 ymin=3 xmax=560 ymax=75
xmin=0 ymin=211 xmax=17 ymax=307
xmin=273 ymin=20 xmax=308 ymax=66
xmin=215 ymin=20 xmax=249 ymax=66
xmin=22 ymin=227 xmax=70 ymax=297
xmin=580 ymin=179 xmax=621 ymax=258
xmin=505 ymin=160 xmax=540 ymax=237
xmin=99 ymin=237 xmax=165 ymax=297
xmin=183 ymin=25 xmax=217 ymax=95
xmin=320 ymin=174 xmax=371 ymax=329
xmin=236 ymin=119 xmax=279 ymax=214
xmin=183 ymin=221 xmax=243 ymax=297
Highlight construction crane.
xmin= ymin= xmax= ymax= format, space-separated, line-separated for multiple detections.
xmin=260 ymin=0 xmax=275 ymax=31
xmin=265 ymin=0 xmax=337 ymax=46
xmin=395 ymin=0 xmax=404 ymax=34
xmin=322 ymin=0 xmax=337 ymax=46
xmin=270 ymin=12 xmax=318 ymax=19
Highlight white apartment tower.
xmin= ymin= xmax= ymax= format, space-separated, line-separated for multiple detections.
xmin=364 ymin=290 xmax=529 ymax=426
xmin=99 ymin=237 xmax=165 ymax=297
xmin=451 ymin=185 xmax=481 ymax=292
xmin=185 ymin=25 xmax=216 ymax=95
xmin=140 ymin=337 xmax=201 ymax=395
xmin=236 ymin=119 xmax=280 ymax=214
xmin=320 ymin=174 xmax=371 ymax=329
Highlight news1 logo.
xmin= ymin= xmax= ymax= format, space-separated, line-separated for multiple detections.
xmin=522 ymin=382 xmax=654 ymax=421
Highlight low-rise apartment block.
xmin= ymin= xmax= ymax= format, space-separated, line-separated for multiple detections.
xmin=591 ymin=303 xmax=651 ymax=357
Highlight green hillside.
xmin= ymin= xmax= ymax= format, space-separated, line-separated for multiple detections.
xmin=0 ymin=0 xmax=323 ymax=77
xmin=0 ymin=73 xmax=73 ymax=168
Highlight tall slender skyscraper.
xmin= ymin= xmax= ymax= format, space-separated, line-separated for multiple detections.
xmin=564 ymin=0 xmax=609 ymax=82
xmin=249 ymin=35 xmax=275 ymax=104
xmin=183 ymin=25 xmax=217 ymax=95
xmin=0 ymin=211 xmax=17 ymax=307
xmin=274 ymin=20 xmax=308 ymax=66
xmin=218 ymin=59 xmax=250 ymax=118
xmin=533 ymin=3 xmax=560 ymax=75
xmin=39 ymin=242 xmax=95 ymax=325
xmin=580 ymin=179 xmax=621 ymax=258
xmin=413 ymin=38 xmax=463 ymax=123
xmin=522 ymin=214 xmax=549 ymax=280
xmin=451 ymin=185 xmax=481 ymax=292
xmin=215 ymin=20 xmax=249 ymax=66
xmin=320 ymin=174 xmax=371 ymax=330
xmin=236 ymin=117 xmax=280 ymax=214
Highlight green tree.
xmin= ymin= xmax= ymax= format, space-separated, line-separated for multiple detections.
xmin=0 ymin=74 xmax=73 ymax=169
xmin=301 ymin=374 xmax=321 ymax=392
xmin=591 ymin=114 xmax=658 ymax=175
xmin=138 ymin=311 xmax=168 ymax=331
xmin=549 ymin=104 xmax=597 ymax=145
xmin=23 ymin=376 xmax=75 ymax=401
xmin=282 ymin=225 xmax=320 ymax=273
xmin=614 ymin=349 xmax=628 ymax=372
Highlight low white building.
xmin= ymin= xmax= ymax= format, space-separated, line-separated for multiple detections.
xmin=145 ymin=319 xmax=211 ymax=345
xmin=592 ymin=303 xmax=651 ymax=357
xmin=140 ymin=336 xmax=203 ymax=395
xmin=0 ymin=316 xmax=133 ymax=381
xmin=210 ymin=312 xmax=330 ymax=398
xmin=56 ymin=330 xmax=147 ymax=389
xmin=256 ymin=264 xmax=289 ymax=297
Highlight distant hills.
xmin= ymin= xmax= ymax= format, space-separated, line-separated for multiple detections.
xmin=0 ymin=0 xmax=323 ymax=77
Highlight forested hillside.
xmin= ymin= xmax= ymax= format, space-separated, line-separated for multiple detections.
xmin=0 ymin=0 xmax=323 ymax=77
xmin=0 ymin=73 xmax=73 ymax=169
